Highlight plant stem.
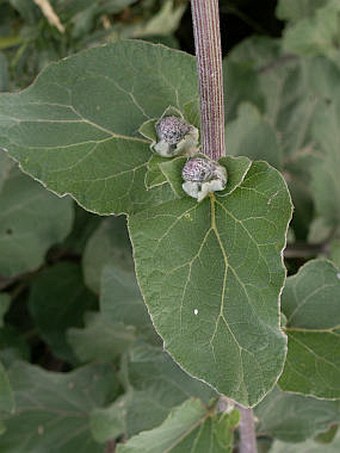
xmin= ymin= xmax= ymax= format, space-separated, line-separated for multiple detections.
xmin=191 ymin=2 xmax=256 ymax=452
xmin=238 ymin=406 xmax=258 ymax=453
xmin=191 ymin=0 xmax=226 ymax=160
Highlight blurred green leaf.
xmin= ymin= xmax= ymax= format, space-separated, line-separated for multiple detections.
xmin=227 ymin=102 xmax=283 ymax=168
xmin=0 ymin=293 xmax=10 ymax=328
xmin=82 ymin=217 xmax=133 ymax=294
xmin=100 ymin=265 xmax=158 ymax=344
xmin=68 ymin=312 xmax=136 ymax=363
xmin=256 ymin=387 xmax=340 ymax=442
xmin=271 ymin=430 xmax=340 ymax=452
xmin=0 ymin=325 xmax=30 ymax=366
xmin=276 ymin=0 xmax=329 ymax=22
xmin=124 ymin=343 xmax=215 ymax=436
xmin=0 ymin=360 xmax=14 ymax=413
xmin=90 ymin=396 xmax=127 ymax=443
xmin=28 ymin=262 xmax=97 ymax=362
xmin=0 ymin=52 xmax=8 ymax=91
xmin=0 ymin=153 xmax=74 ymax=278
xmin=279 ymin=259 xmax=340 ymax=399
xmin=282 ymin=0 xmax=340 ymax=58
xmin=0 ymin=361 xmax=119 ymax=452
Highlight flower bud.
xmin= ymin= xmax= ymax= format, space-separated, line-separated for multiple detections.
xmin=182 ymin=157 xmax=227 ymax=202
xmin=156 ymin=116 xmax=190 ymax=146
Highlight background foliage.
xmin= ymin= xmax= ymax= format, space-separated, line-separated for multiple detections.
xmin=0 ymin=0 xmax=339 ymax=451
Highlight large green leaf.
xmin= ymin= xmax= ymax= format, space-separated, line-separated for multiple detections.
xmin=256 ymin=387 xmax=340 ymax=442
xmin=0 ymin=361 xmax=119 ymax=452
xmin=0 ymin=153 xmax=73 ymax=278
xmin=279 ymin=259 xmax=340 ymax=399
xmin=128 ymin=157 xmax=293 ymax=407
xmin=0 ymin=40 xmax=198 ymax=215
xmin=28 ymin=262 xmax=98 ymax=362
xmin=117 ymin=399 xmax=239 ymax=453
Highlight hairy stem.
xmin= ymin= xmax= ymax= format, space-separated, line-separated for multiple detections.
xmin=238 ymin=406 xmax=258 ymax=453
xmin=191 ymin=0 xmax=226 ymax=159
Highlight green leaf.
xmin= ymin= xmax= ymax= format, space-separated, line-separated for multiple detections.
xmin=279 ymin=259 xmax=340 ymax=399
xmin=256 ymin=387 xmax=340 ymax=442
xmin=330 ymin=239 xmax=340 ymax=268
xmin=128 ymin=157 xmax=293 ymax=407
xmin=282 ymin=0 xmax=340 ymax=58
xmin=0 ymin=326 xmax=30 ymax=366
xmin=0 ymin=41 xmax=198 ymax=215
xmin=223 ymin=59 xmax=265 ymax=122
xmin=0 ymin=361 xmax=119 ymax=452
xmin=125 ymin=343 xmax=215 ymax=436
xmin=90 ymin=396 xmax=127 ymax=443
xmin=310 ymin=93 xmax=340 ymax=226
xmin=0 ymin=361 xmax=14 ymax=413
xmin=100 ymin=265 xmax=158 ymax=344
xmin=315 ymin=425 xmax=339 ymax=444
xmin=83 ymin=216 xmax=133 ymax=294
xmin=0 ymin=153 xmax=73 ymax=278
xmin=0 ymin=53 xmax=9 ymax=92
xmin=276 ymin=0 xmax=329 ymax=22
xmin=117 ymin=399 xmax=239 ymax=453
xmin=28 ymin=262 xmax=97 ymax=362
xmin=68 ymin=312 xmax=136 ymax=363
xmin=0 ymin=293 xmax=10 ymax=328
xmin=0 ymin=151 xmax=12 ymax=192
xmin=271 ymin=430 xmax=340 ymax=452
xmin=227 ymin=103 xmax=283 ymax=169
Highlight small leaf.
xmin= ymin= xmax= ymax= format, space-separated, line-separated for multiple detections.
xmin=117 ymin=399 xmax=239 ymax=453
xmin=0 ymin=362 xmax=120 ymax=452
xmin=279 ymin=259 xmax=340 ymax=399
xmin=128 ymin=158 xmax=292 ymax=406
xmin=256 ymin=386 xmax=340 ymax=442
xmin=0 ymin=153 xmax=73 ymax=278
